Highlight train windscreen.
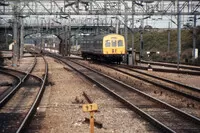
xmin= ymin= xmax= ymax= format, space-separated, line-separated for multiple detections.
xmin=118 ymin=40 xmax=123 ymax=47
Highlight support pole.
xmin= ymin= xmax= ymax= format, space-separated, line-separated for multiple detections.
xmin=192 ymin=14 xmax=197 ymax=63
xmin=68 ymin=18 xmax=71 ymax=56
xmin=89 ymin=0 xmax=92 ymax=14
xmin=177 ymin=0 xmax=181 ymax=70
xmin=132 ymin=1 xmax=135 ymax=65
xmin=140 ymin=17 xmax=144 ymax=61
xmin=5 ymin=24 xmax=7 ymax=48
xmin=168 ymin=22 xmax=170 ymax=52
xmin=64 ymin=25 xmax=68 ymax=56
xmin=20 ymin=18 xmax=24 ymax=58
xmin=13 ymin=15 xmax=18 ymax=67
xmin=124 ymin=3 xmax=128 ymax=64
xmin=97 ymin=16 xmax=99 ymax=34
xmin=116 ymin=18 xmax=119 ymax=34
xmin=40 ymin=33 xmax=43 ymax=51
xmin=90 ymin=111 xmax=94 ymax=133
xmin=13 ymin=2 xmax=19 ymax=67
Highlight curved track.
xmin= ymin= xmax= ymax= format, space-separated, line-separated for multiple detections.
xmin=0 ymin=56 xmax=37 ymax=108
xmin=0 ymin=55 xmax=48 ymax=133
xmin=52 ymin=55 xmax=200 ymax=133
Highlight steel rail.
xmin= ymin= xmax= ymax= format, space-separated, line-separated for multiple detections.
xmin=0 ymin=56 xmax=37 ymax=108
xmin=0 ymin=55 xmax=37 ymax=82
xmin=118 ymin=64 xmax=200 ymax=93
xmin=16 ymin=56 xmax=48 ymax=133
xmin=0 ymin=70 xmax=21 ymax=108
xmin=70 ymin=59 xmax=200 ymax=125
xmin=66 ymin=57 xmax=200 ymax=94
xmin=70 ymin=59 xmax=200 ymax=124
xmin=52 ymin=55 xmax=200 ymax=132
xmin=131 ymin=65 xmax=200 ymax=75
xmin=141 ymin=60 xmax=200 ymax=71
xmin=102 ymin=64 xmax=200 ymax=102
xmin=22 ymin=55 xmax=37 ymax=82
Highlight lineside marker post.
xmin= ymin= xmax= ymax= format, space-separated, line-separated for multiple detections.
xmin=82 ymin=103 xmax=98 ymax=133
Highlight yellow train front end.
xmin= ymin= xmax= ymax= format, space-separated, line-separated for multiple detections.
xmin=102 ymin=34 xmax=125 ymax=63
xmin=103 ymin=34 xmax=125 ymax=55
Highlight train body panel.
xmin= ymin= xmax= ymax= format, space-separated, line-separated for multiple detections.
xmin=81 ymin=34 xmax=103 ymax=55
xmin=80 ymin=34 xmax=125 ymax=62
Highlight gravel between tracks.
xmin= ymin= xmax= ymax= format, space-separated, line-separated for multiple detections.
xmin=0 ymin=73 xmax=15 ymax=94
xmin=143 ymin=70 xmax=200 ymax=88
xmin=26 ymin=56 xmax=158 ymax=133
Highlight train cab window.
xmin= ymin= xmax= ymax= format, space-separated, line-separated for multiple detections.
xmin=105 ymin=40 xmax=110 ymax=47
xmin=118 ymin=40 xmax=123 ymax=47
xmin=112 ymin=40 xmax=117 ymax=47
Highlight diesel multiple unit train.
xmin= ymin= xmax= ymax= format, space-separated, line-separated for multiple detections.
xmin=80 ymin=34 xmax=125 ymax=63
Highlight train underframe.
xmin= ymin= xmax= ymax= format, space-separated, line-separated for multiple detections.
xmin=82 ymin=52 xmax=124 ymax=64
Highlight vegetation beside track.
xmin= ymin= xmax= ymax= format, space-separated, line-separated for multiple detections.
xmin=127 ymin=27 xmax=200 ymax=64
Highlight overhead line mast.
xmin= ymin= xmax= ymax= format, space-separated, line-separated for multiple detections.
xmin=0 ymin=0 xmax=200 ymax=15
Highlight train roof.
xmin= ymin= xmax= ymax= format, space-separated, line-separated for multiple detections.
xmin=81 ymin=33 xmax=123 ymax=40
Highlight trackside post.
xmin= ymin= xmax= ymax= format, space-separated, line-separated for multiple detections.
xmin=82 ymin=103 xmax=98 ymax=133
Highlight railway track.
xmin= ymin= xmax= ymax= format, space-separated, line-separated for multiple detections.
xmin=52 ymin=55 xmax=200 ymax=133
xmin=133 ymin=60 xmax=200 ymax=75
xmin=67 ymin=55 xmax=200 ymax=75
xmin=106 ymin=64 xmax=200 ymax=101
xmin=0 ymin=56 xmax=37 ymax=107
xmin=71 ymin=58 xmax=200 ymax=101
xmin=67 ymin=58 xmax=200 ymax=104
xmin=75 ymin=59 xmax=200 ymax=118
xmin=141 ymin=60 xmax=200 ymax=71
xmin=0 ymin=71 xmax=20 ymax=106
xmin=0 ymin=55 xmax=48 ymax=133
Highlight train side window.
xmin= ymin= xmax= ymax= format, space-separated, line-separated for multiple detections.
xmin=118 ymin=40 xmax=123 ymax=47
xmin=105 ymin=40 xmax=110 ymax=47
xmin=112 ymin=40 xmax=116 ymax=47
